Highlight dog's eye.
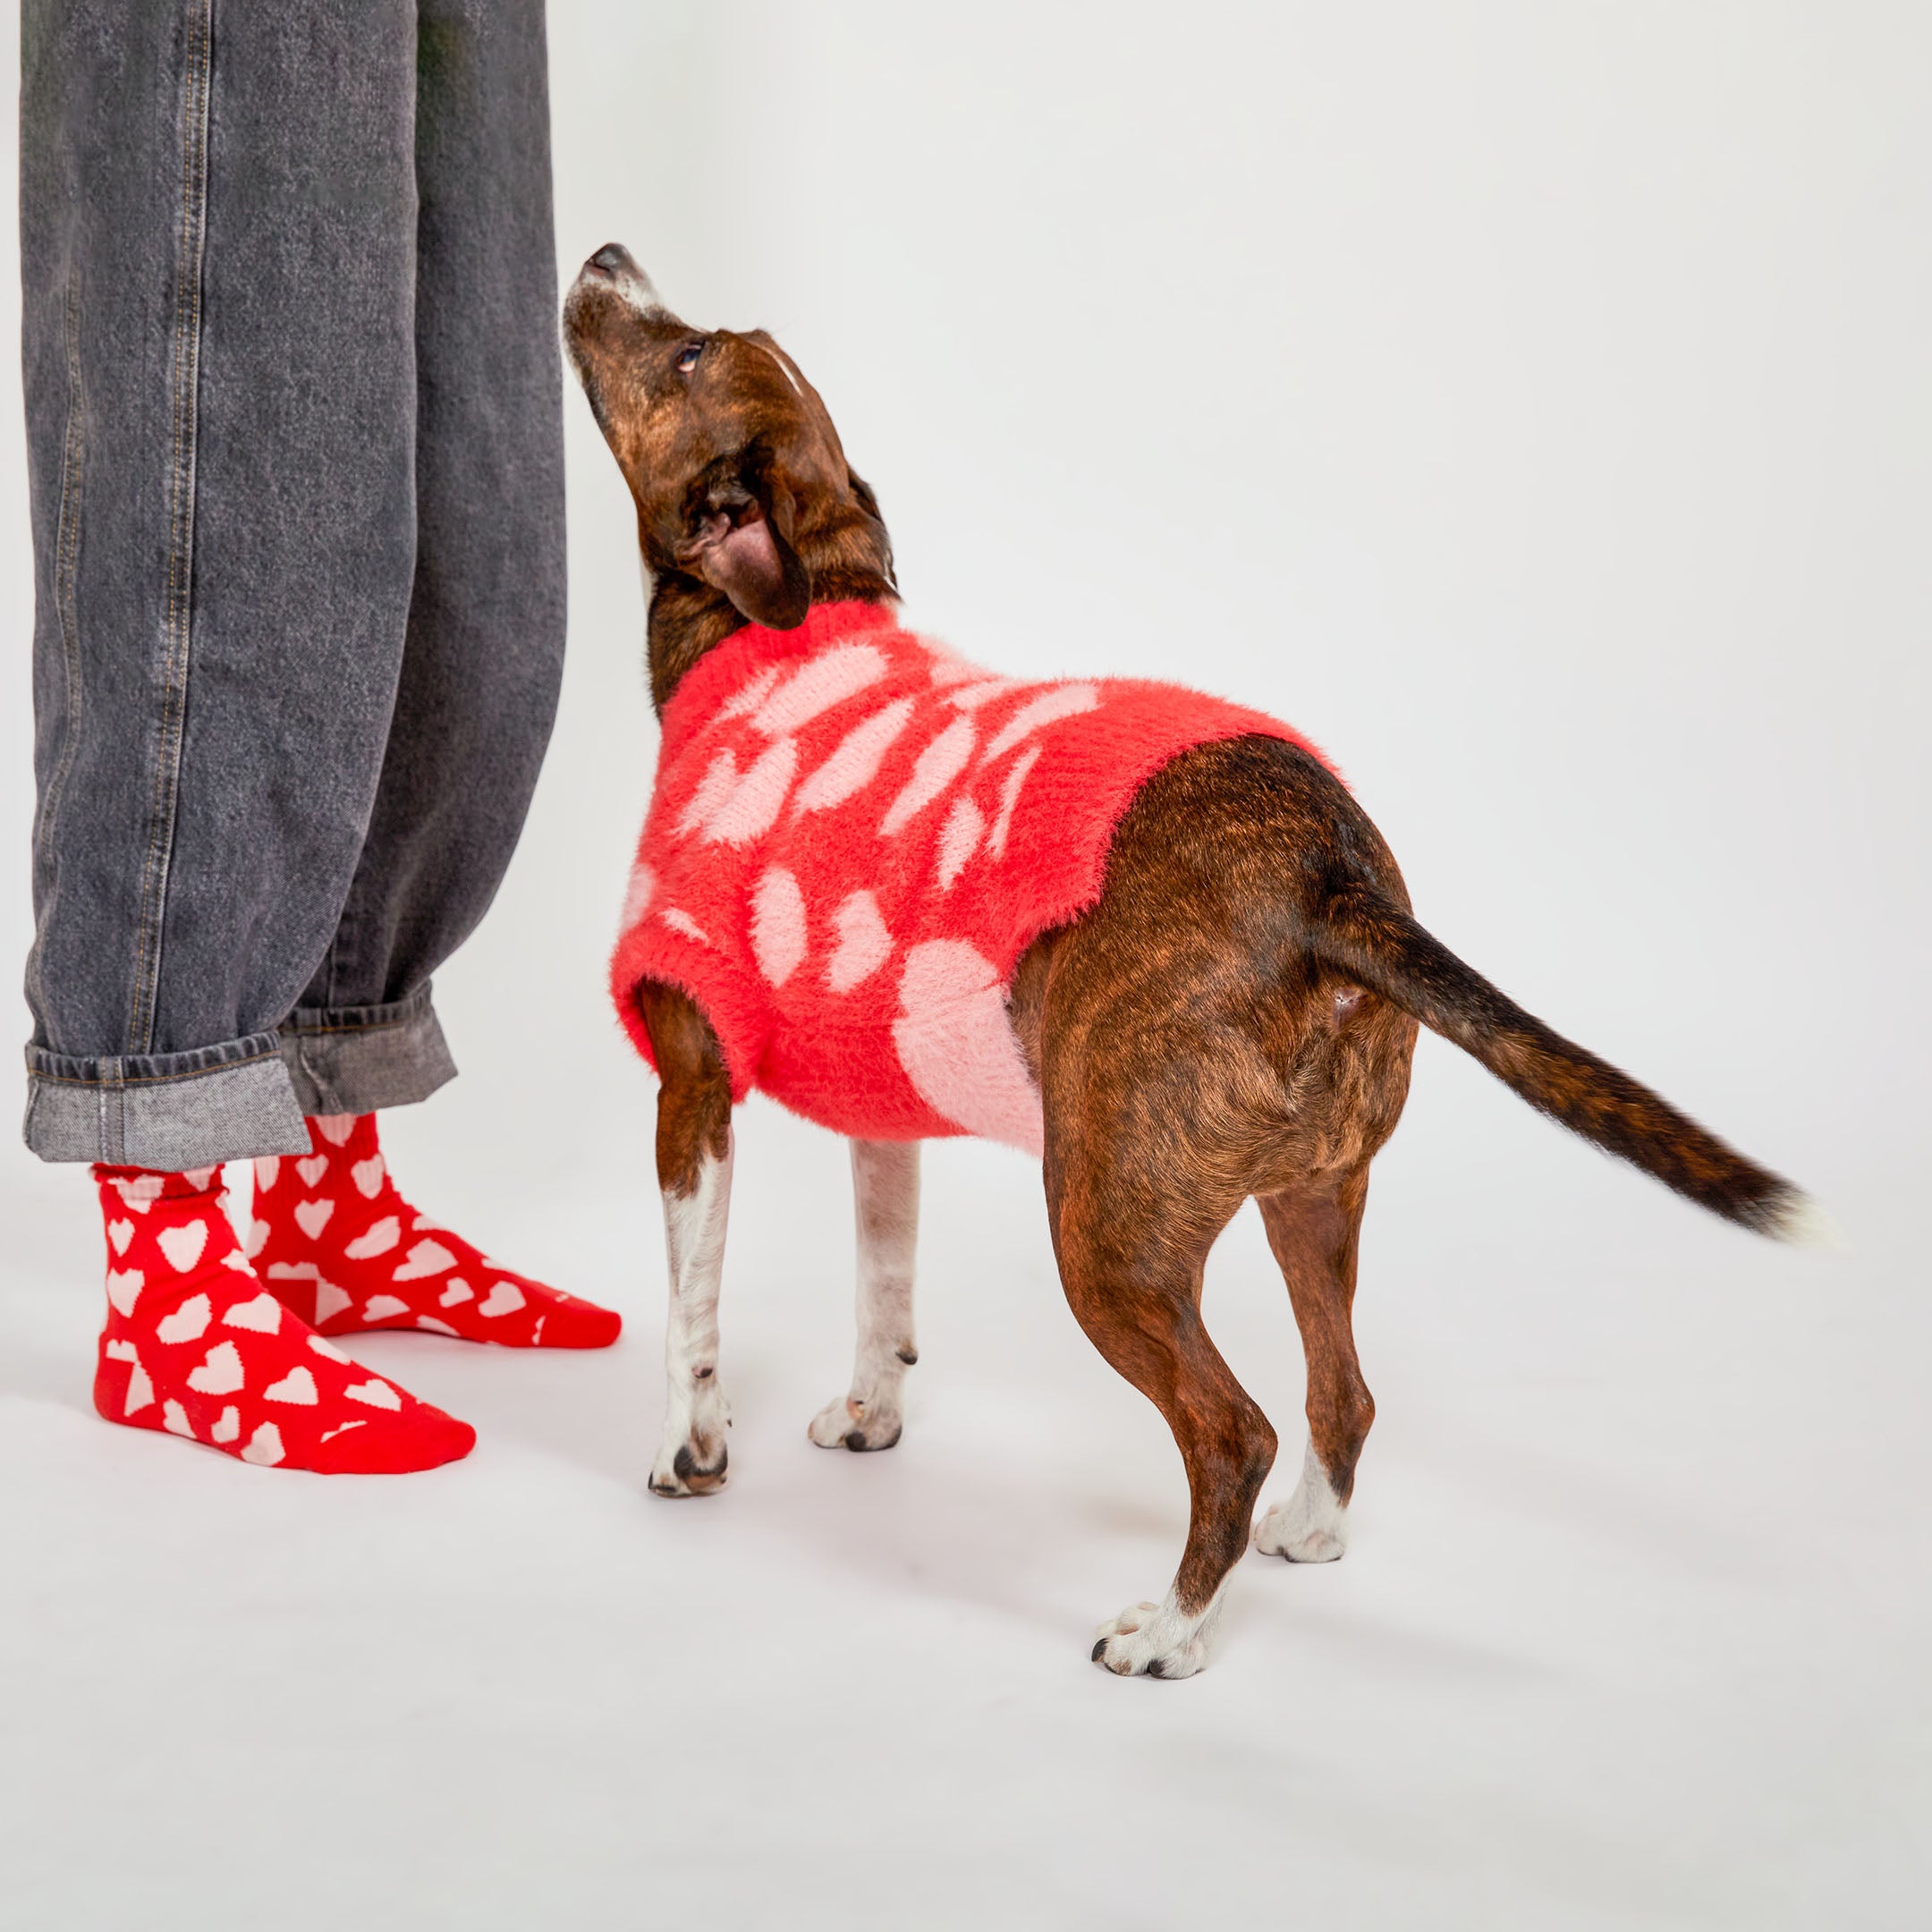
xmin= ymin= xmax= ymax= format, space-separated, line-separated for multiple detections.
xmin=675 ymin=343 xmax=703 ymax=375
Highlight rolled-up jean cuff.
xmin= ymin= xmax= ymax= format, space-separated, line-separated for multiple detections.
xmin=278 ymin=984 xmax=457 ymax=1116
xmin=23 ymin=1034 xmax=314 ymax=1167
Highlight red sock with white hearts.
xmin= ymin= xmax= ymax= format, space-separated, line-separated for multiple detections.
xmin=250 ymin=1114 xmax=621 ymax=1349
xmin=92 ymin=1165 xmax=476 ymax=1474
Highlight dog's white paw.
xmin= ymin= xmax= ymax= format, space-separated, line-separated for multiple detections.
xmin=648 ymin=1404 xmax=731 ymax=1497
xmin=808 ymin=1391 xmax=902 ymax=1452
xmin=1253 ymin=1441 xmax=1349 ymax=1562
xmin=1090 ymin=1597 xmax=1213 ymax=1680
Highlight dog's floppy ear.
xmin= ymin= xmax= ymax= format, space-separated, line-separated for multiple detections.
xmin=676 ymin=445 xmax=812 ymax=629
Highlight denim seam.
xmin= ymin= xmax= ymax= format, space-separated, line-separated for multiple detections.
xmin=32 ymin=1050 xmax=284 ymax=1089
xmin=100 ymin=1055 xmax=123 ymax=1163
xmin=128 ymin=0 xmax=214 ymax=1055
xmin=279 ymin=1016 xmax=416 ymax=1039
xmin=37 ymin=268 xmax=86 ymax=894
xmin=25 ymin=265 xmax=87 ymax=1022
xmin=281 ymin=982 xmax=437 ymax=1038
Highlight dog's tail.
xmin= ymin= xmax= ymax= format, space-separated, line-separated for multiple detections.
xmin=1313 ymin=884 xmax=1835 ymax=1244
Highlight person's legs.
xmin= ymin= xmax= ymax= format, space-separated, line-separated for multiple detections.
xmin=21 ymin=0 xmax=424 ymax=1168
xmin=279 ymin=0 xmax=567 ymax=1109
xmin=252 ymin=2 xmax=615 ymax=1350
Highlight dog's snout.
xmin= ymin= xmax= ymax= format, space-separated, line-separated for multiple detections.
xmin=573 ymin=242 xmax=664 ymax=320
xmin=588 ymin=242 xmax=637 ymax=278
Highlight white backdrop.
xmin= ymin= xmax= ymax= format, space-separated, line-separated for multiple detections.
xmin=3 ymin=5 xmax=1928 ymax=1928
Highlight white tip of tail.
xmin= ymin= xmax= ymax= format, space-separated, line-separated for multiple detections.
xmin=1767 ymin=1192 xmax=1852 ymax=1253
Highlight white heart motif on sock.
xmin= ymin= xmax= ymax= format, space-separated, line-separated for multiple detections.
xmin=106 ymin=1268 xmax=144 ymax=1317
xmin=344 ymin=1379 xmax=402 ymax=1411
xmin=104 ymin=1339 xmax=137 ymax=1362
xmin=162 ymin=1400 xmax=194 ymax=1438
xmin=185 ymin=1342 xmax=245 ymax=1395
xmin=293 ymin=1199 xmax=335 ymax=1241
xmin=307 ymin=1333 xmax=352 ymax=1363
xmin=241 ymin=1422 xmax=285 ymax=1465
xmin=361 ymin=1294 xmax=411 ymax=1322
xmin=155 ymin=1293 xmax=212 ymax=1344
xmin=352 ymin=1157 xmax=386 ymax=1199
xmin=210 ymin=1406 xmax=240 ymax=1444
xmin=115 ymin=1174 xmax=165 ymax=1213
xmin=415 ymin=1316 xmax=458 ymax=1335
xmin=262 ymin=1366 xmax=318 ymax=1405
xmin=344 ymin=1216 xmax=401 ymax=1259
xmin=254 ymin=1156 xmax=280 ymax=1191
xmin=313 ymin=1115 xmax=357 ymax=1148
xmin=479 ymin=1282 xmax=526 ymax=1318
xmin=439 ymin=1279 xmax=474 ymax=1307
xmin=244 ymin=1217 xmax=271 ymax=1258
xmin=315 ymin=1279 xmax=354 ymax=1324
xmin=157 ymin=1219 xmax=209 ymax=1274
xmin=221 ymin=1292 xmax=283 ymax=1334
xmin=296 ymin=1154 xmax=329 ymax=1188
xmin=123 ymin=1361 xmax=155 ymax=1415
xmin=107 ymin=1220 xmax=135 ymax=1256
xmin=394 ymin=1239 xmax=455 ymax=1282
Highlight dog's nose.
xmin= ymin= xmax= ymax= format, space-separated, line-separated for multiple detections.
xmin=588 ymin=242 xmax=636 ymax=276
xmin=578 ymin=242 xmax=663 ymax=315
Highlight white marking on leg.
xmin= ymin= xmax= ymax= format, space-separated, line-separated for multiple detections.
xmin=811 ymin=1140 xmax=919 ymax=1451
xmin=1253 ymin=1439 xmax=1349 ymax=1562
xmin=649 ymin=1137 xmax=734 ymax=1496
xmin=1092 ymin=1578 xmax=1231 ymax=1680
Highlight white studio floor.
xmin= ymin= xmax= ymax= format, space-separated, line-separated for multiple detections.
xmin=2 ymin=1049 xmax=1924 ymax=1932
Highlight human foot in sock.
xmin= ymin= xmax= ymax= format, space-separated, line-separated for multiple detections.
xmin=92 ymin=1165 xmax=476 ymax=1474
xmin=251 ymin=1114 xmax=622 ymax=1349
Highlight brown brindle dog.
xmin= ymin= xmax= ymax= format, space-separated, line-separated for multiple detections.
xmin=563 ymin=242 xmax=1826 ymax=1679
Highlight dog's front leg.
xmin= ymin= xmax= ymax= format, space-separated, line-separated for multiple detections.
xmin=809 ymin=1139 xmax=919 ymax=1452
xmin=639 ymin=982 xmax=734 ymax=1497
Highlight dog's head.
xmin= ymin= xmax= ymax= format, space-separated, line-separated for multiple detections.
xmin=564 ymin=244 xmax=893 ymax=687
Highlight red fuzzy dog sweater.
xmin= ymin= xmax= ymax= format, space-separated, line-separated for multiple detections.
xmin=612 ymin=601 xmax=1332 ymax=1155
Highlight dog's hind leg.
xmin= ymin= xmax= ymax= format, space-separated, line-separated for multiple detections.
xmin=1048 ymin=1140 xmax=1277 ymax=1679
xmin=639 ymin=981 xmax=735 ymax=1497
xmin=810 ymin=1139 xmax=920 ymax=1452
xmin=1252 ymin=1167 xmax=1375 ymax=1561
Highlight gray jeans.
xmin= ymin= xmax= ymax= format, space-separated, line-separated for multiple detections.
xmin=20 ymin=1 xmax=566 ymax=1169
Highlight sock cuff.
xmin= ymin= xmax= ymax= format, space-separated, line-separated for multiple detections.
xmin=92 ymin=1164 xmax=225 ymax=1203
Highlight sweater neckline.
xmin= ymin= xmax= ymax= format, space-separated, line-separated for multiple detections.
xmin=662 ymin=599 xmax=901 ymax=740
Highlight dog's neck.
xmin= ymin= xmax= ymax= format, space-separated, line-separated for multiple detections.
xmin=644 ymin=507 xmax=896 ymax=712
